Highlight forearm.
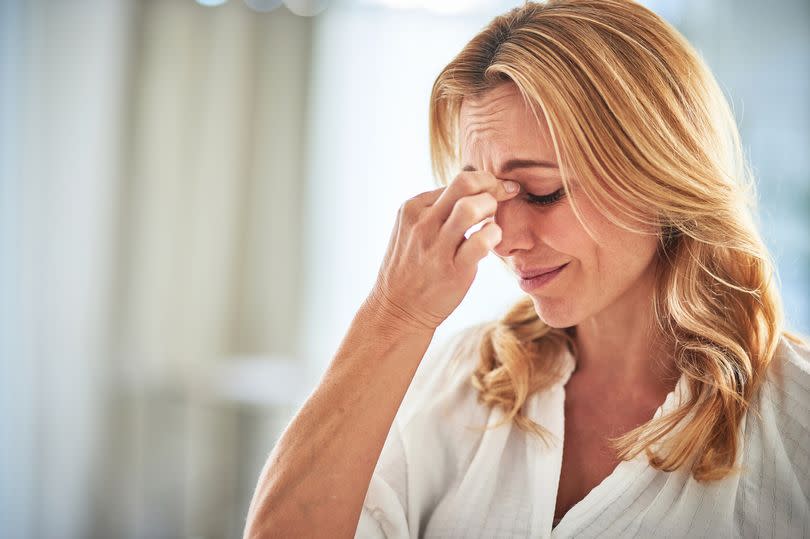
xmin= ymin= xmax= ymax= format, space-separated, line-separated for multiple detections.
xmin=243 ymin=296 xmax=436 ymax=539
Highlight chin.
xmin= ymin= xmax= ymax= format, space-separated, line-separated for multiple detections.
xmin=529 ymin=296 xmax=580 ymax=329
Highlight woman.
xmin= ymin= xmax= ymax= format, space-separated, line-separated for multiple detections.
xmin=243 ymin=1 xmax=810 ymax=537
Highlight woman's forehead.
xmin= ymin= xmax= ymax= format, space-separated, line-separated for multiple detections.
xmin=459 ymin=86 xmax=556 ymax=169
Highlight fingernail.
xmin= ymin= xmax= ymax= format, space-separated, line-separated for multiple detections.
xmin=503 ymin=180 xmax=519 ymax=193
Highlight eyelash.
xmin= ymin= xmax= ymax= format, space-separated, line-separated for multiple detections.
xmin=525 ymin=188 xmax=565 ymax=206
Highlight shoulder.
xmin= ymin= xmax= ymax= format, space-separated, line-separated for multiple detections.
xmin=730 ymin=334 xmax=810 ymax=539
xmin=724 ymin=334 xmax=810 ymax=539
xmin=757 ymin=332 xmax=810 ymax=451
xmin=763 ymin=332 xmax=810 ymax=406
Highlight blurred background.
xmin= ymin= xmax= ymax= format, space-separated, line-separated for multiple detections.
xmin=0 ymin=0 xmax=807 ymax=537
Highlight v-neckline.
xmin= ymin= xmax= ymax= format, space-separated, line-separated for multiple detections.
xmin=524 ymin=348 xmax=692 ymax=537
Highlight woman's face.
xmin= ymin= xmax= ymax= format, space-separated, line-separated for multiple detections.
xmin=459 ymin=83 xmax=660 ymax=328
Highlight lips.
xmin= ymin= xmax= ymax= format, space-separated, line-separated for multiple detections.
xmin=517 ymin=263 xmax=569 ymax=292
xmin=516 ymin=263 xmax=568 ymax=280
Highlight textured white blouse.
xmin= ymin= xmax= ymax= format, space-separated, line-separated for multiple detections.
xmin=354 ymin=323 xmax=810 ymax=538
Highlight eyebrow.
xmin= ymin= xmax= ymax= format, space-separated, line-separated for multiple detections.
xmin=462 ymin=158 xmax=559 ymax=174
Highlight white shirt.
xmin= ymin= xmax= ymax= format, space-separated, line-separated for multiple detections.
xmin=355 ymin=323 xmax=810 ymax=538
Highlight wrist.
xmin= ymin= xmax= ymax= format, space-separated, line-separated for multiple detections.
xmin=361 ymin=290 xmax=441 ymax=337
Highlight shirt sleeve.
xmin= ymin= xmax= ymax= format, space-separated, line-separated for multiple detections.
xmin=353 ymin=323 xmax=488 ymax=538
xmin=354 ymin=419 xmax=410 ymax=539
xmin=769 ymin=335 xmax=810 ymax=500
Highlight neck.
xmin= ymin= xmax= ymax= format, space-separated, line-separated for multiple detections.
xmin=570 ymin=265 xmax=677 ymax=391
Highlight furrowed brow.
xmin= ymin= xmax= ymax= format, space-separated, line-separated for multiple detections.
xmin=462 ymin=158 xmax=558 ymax=174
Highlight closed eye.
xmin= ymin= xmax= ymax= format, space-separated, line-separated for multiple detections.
xmin=525 ymin=188 xmax=565 ymax=206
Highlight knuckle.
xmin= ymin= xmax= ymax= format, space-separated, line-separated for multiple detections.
xmin=400 ymin=198 xmax=420 ymax=222
xmin=415 ymin=187 xmax=441 ymax=201
xmin=412 ymin=220 xmax=435 ymax=246
xmin=454 ymin=173 xmax=480 ymax=193
xmin=453 ymin=198 xmax=479 ymax=221
xmin=411 ymin=219 xmax=428 ymax=238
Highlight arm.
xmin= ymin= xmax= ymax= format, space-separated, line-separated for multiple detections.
xmin=242 ymin=295 xmax=435 ymax=539
xmin=243 ymin=173 xmax=518 ymax=538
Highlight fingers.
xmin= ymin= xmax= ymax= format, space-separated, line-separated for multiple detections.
xmin=394 ymin=186 xmax=444 ymax=238
xmin=400 ymin=187 xmax=447 ymax=215
xmin=411 ymin=187 xmax=447 ymax=206
xmin=492 ymin=178 xmax=521 ymax=201
xmin=429 ymin=171 xmax=520 ymax=225
xmin=435 ymin=192 xmax=498 ymax=255
xmin=455 ymin=220 xmax=502 ymax=268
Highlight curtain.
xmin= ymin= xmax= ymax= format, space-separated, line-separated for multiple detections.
xmin=104 ymin=2 xmax=312 ymax=537
xmin=0 ymin=1 xmax=133 ymax=537
xmin=1 ymin=1 xmax=312 ymax=537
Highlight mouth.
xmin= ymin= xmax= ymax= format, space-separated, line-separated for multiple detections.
xmin=518 ymin=263 xmax=569 ymax=292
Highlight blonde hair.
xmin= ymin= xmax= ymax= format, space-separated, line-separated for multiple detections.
xmin=429 ymin=0 xmax=804 ymax=481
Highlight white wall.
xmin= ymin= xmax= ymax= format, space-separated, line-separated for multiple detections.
xmin=296 ymin=3 xmax=527 ymax=395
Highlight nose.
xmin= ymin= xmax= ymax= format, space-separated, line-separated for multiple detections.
xmin=492 ymin=198 xmax=535 ymax=258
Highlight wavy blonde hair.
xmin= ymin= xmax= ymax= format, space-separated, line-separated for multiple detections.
xmin=429 ymin=0 xmax=805 ymax=481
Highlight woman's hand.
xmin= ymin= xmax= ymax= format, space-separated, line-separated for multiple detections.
xmin=242 ymin=172 xmax=518 ymax=537
xmin=368 ymin=171 xmax=520 ymax=332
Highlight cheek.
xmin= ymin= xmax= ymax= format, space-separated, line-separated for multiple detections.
xmin=559 ymin=196 xmax=657 ymax=276
xmin=538 ymin=202 xmax=599 ymax=261
xmin=583 ymin=207 xmax=659 ymax=279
